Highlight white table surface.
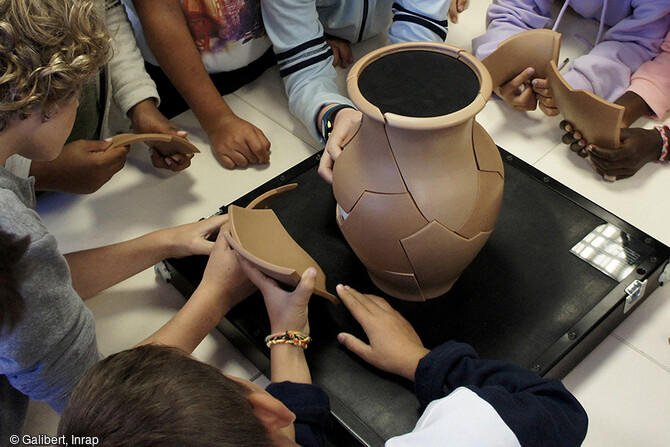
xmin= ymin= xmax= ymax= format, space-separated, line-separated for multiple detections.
xmin=24 ymin=2 xmax=670 ymax=445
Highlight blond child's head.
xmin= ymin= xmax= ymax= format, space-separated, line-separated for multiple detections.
xmin=0 ymin=0 xmax=111 ymax=133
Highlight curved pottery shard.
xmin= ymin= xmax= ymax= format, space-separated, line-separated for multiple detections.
xmin=546 ymin=60 xmax=624 ymax=149
xmin=109 ymin=133 xmax=201 ymax=155
xmin=482 ymin=29 xmax=561 ymax=89
xmin=224 ymin=185 xmax=338 ymax=304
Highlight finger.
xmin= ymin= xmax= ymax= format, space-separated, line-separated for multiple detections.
xmin=559 ymin=120 xmax=573 ymax=132
xmin=588 ymin=144 xmax=622 ymax=162
xmin=538 ymin=102 xmax=559 ymax=116
xmin=230 ymin=149 xmax=252 ymax=167
xmin=569 ymin=140 xmax=587 ymax=155
xmin=336 ymin=284 xmax=373 ymax=321
xmin=238 ymin=137 xmax=261 ymax=164
xmin=198 ymin=214 xmax=229 ymax=237
xmin=149 ymin=148 xmax=172 ymax=169
xmin=317 ymin=151 xmax=335 ymax=184
xmin=236 ymin=254 xmax=280 ymax=293
xmin=101 ymin=137 xmax=114 ymax=150
xmin=337 ymin=332 xmax=374 ymax=361
xmin=507 ymin=67 xmax=535 ymax=91
xmin=250 ymin=130 xmax=271 ymax=163
xmin=365 ymin=293 xmax=395 ymax=312
xmin=531 ymin=77 xmax=549 ymax=92
xmin=168 ymin=153 xmax=192 ymax=171
xmin=511 ymin=86 xmax=536 ymax=110
xmin=99 ymin=144 xmax=130 ymax=163
xmin=343 ymin=44 xmax=354 ymax=67
xmin=331 ymin=48 xmax=341 ymax=68
xmin=218 ymin=153 xmax=236 ymax=169
xmin=449 ymin=4 xmax=458 ymax=23
xmin=293 ymin=267 xmax=317 ymax=302
xmin=562 ymin=132 xmax=578 ymax=145
xmin=338 ymin=285 xmax=389 ymax=317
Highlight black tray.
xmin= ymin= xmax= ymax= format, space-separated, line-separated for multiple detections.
xmin=164 ymin=148 xmax=669 ymax=446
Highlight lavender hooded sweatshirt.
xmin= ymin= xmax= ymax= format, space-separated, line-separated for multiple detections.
xmin=472 ymin=0 xmax=670 ymax=102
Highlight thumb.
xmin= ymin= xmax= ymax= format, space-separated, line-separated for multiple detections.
xmin=337 ymin=332 xmax=373 ymax=361
xmin=293 ymin=267 xmax=317 ymax=299
xmin=99 ymin=137 xmax=114 ymax=150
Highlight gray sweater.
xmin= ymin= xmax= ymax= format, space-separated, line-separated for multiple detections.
xmin=0 ymin=167 xmax=100 ymax=436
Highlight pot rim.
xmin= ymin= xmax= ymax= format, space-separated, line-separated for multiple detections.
xmin=346 ymin=42 xmax=493 ymax=130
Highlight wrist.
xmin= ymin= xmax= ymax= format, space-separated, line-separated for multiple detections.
xmin=127 ymin=98 xmax=158 ymax=125
xmin=319 ymin=104 xmax=355 ymax=141
xmin=399 ymin=347 xmax=430 ymax=382
xmin=198 ymin=103 xmax=236 ymax=134
xmin=270 ymin=324 xmax=309 ymax=337
xmin=147 ymin=228 xmax=179 ymax=261
xmin=266 ymin=330 xmax=311 ymax=349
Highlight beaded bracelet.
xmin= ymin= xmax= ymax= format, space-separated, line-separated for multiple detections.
xmin=265 ymin=331 xmax=311 ymax=349
xmin=655 ymin=125 xmax=669 ymax=163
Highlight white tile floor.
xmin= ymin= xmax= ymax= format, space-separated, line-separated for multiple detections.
xmin=21 ymin=1 xmax=670 ymax=445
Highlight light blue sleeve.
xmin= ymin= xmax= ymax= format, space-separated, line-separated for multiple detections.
xmin=261 ymin=0 xmax=352 ymax=144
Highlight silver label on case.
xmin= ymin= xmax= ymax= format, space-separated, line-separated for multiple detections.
xmin=570 ymin=223 xmax=646 ymax=282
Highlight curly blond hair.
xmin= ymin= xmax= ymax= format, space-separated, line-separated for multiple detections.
xmin=0 ymin=0 xmax=111 ymax=131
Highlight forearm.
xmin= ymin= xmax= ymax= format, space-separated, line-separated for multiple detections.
xmin=29 ymin=160 xmax=62 ymax=192
xmin=64 ymin=230 xmax=172 ymax=299
xmin=262 ymin=0 xmax=349 ymax=142
xmin=132 ymin=0 xmax=233 ymax=130
xmin=271 ymin=344 xmax=312 ymax=384
xmin=105 ymin=0 xmax=159 ymax=114
xmin=137 ymin=283 xmax=230 ymax=353
xmin=615 ymin=91 xmax=653 ymax=128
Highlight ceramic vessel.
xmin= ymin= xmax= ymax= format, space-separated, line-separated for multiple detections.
xmin=332 ymin=42 xmax=504 ymax=301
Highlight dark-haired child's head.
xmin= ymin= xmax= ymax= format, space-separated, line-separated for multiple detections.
xmin=58 ymin=344 xmax=300 ymax=447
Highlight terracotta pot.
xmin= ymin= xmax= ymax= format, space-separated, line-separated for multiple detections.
xmin=332 ymin=42 xmax=504 ymax=301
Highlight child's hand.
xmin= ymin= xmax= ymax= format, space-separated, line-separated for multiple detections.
xmin=127 ymin=98 xmax=193 ymax=171
xmin=326 ymin=36 xmax=354 ymax=68
xmin=336 ymin=285 xmax=429 ymax=382
xmin=588 ymin=127 xmax=663 ymax=180
xmin=531 ymin=77 xmax=559 ymax=116
xmin=560 ymin=120 xmax=588 ymax=157
xmin=449 ymin=0 xmax=468 ymax=23
xmin=497 ymin=67 xmax=538 ymax=111
xmin=157 ymin=214 xmax=229 ymax=259
xmin=30 ymin=139 xmax=128 ymax=194
xmin=238 ymin=258 xmax=316 ymax=335
xmin=199 ymin=224 xmax=257 ymax=314
xmin=317 ymin=107 xmax=362 ymax=184
xmin=208 ymin=114 xmax=271 ymax=169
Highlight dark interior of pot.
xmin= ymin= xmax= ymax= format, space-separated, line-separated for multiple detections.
xmin=358 ymin=49 xmax=480 ymax=118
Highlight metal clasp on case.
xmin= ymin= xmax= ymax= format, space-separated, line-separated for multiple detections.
xmin=623 ymin=279 xmax=647 ymax=314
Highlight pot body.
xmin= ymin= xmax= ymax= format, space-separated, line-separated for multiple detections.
xmin=332 ymin=42 xmax=504 ymax=301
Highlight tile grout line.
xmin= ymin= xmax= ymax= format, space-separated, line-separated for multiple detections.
xmin=249 ymin=371 xmax=264 ymax=382
xmin=610 ymin=333 xmax=670 ymax=374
